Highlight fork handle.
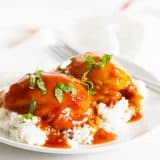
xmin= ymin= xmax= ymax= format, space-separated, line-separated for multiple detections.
xmin=133 ymin=75 xmax=160 ymax=94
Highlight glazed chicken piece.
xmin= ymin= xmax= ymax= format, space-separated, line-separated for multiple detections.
xmin=66 ymin=53 xmax=131 ymax=89
xmin=65 ymin=53 xmax=143 ymax=115
xmin=2 ymin=72 xmax=93 ymax=130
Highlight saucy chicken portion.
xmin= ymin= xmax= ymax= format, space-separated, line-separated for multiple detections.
xmin=65 ymin=52 xmax=143 ymax=117
xmin=3 ymin=72 xmax=93 ymax=130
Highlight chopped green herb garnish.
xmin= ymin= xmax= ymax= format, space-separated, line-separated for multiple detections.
xmin=23 ymin=99 xmax=37 ymax=119
xmin=63 ymin=83 xmax=77 ymax=95
xmin=34 ymin=69 xmax=43 ymax=76
xmin=63 ymin=83 xmax=72 ymax=93
xmin=29 ymin=74 xmax=36 ymax=89
xmin=29 ymin=99 xmax=37 ymax=114
xmin=81 ymin=80 xmax=95 ymax=95
xmin=85 ymin=54 xmax=112 ymax=73
xmin=81 ymin=54 xmax=112 ymax=95
xmin=71 ymin=85 xmax=77 ymax=95
xmin=85 ymin=56 xmax=96 ymax=72
xmin=23 ymin=113 xmax=33 ymax=119
xmin=54 ymin=82 xmax=77 ymax=103
xmin=88 ymin=88 xmax=96 ymax=95
xmin=57 ymin=83 xmax=65 ymax=90
xmin=37 ymin=77 xmax=47 ymax=95
xmin=98 ymin=54 xmax=112 ymax=68
xmin=55 ymin=87 xmax=64 ymax=103
xmin=81 ymin=80 xmax=94 ymax=90
xmin=29 ymin=69 xmax=47 ymax=95
xmin=85 ymin=55 xmax=96 ymax=65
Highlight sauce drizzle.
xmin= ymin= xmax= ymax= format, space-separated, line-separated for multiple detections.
xmin=93 ymin=128 xmax=117 ymax=144
xmin=129 ymin=112 xmax=143 ymax=122
xmin=44 ymin=132 xmax=70 ymax=148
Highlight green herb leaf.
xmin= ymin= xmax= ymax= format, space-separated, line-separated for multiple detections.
xmin=85 ymin=56 xmax=96 ymax=72
xmin=37 ymin=77 xmax=47 ymax=95
xmin=85 ymin=54 xmax=112 ymax=74
xmin=54 ymin=83 xmax=77 ymax=103
xmin=29 ymin=74 xmax=36 ymax=89
xmin=28 ymin=69 xmax=47 ymax=95
xmin=85 ymin=56 xmax=96 ymax=65
xmin=63 ymin=84 xmax=72 ymax=93
xmin=71 ymin=86 xmax=77 ymax=95
xmin=82 ymin=54 xmax=112 ymax=95
xmin=57 ymin=83 xmax=65 ymax=90
xmin=55 ymin=87 xmax=63 ymax=103
xmin=98 ymin=54 xmax=112 ymax=68
xmin=81 ymin=81 xmax=89 ymax=89
xmin=81 ymin=80 xmax=95 ymax=95
xmin=81 ymin=80 xmax=93 ymax=90
xmin=34 ymin=69 xmax=43 ymax=76
xmin=62 ymin=83 xmax=77 ymax=95
xmin=23 ymin=113 xmax=33 ymax=119
xmin=23 ymin=99 xmax=37 ymax=119
xmin=88 ymin=88 xmax=96 ymax=95
xmin=29 ymin=99 xmax=37 ymax=114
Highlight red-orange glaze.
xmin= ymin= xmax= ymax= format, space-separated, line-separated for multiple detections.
xmin=129 ymin=112 xmax=143 ymax=122
xmin=44 ymin=132 xmax=70 ymax=148
xmin=93 ymin=128 xmax=117 ymax=144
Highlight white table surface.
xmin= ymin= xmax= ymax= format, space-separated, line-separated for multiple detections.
xmin=0 ymin=3 xmax=160 ymax=159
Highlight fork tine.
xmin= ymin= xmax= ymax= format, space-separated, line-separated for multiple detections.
xmin=52 ymin=47 xmax=67 ymax=60
xmin=49 ymin=39 xmax=80 ymax=62
xmin=53 ymin=45 xmax=71 ymax=60
xmin=56 ymin=46 xmax=71 ymax=59
xmin=64 ymin=44 xmax=79 ymax=55
xmin=56 ymin=41 xmax=72 ymax=55
xmin=58 ymin=40 xmax=79 ymax=55
xmin=63 ymin=46 xmax=79 ymax=58
xmin=50 ymin=46 xmax=67 ymax=62
xmin=56 ymin=41 xmax=78 ymax=57
xmin=50 ymin=44 xmax=77 ymax=61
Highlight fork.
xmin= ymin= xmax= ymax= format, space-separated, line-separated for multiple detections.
xmin=50 ymin=41 xmax=160 ymax=94
xmin=50 ymin=40 xmax=79 ymax=62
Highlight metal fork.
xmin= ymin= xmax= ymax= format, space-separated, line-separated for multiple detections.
xmin=50 ymin=41 xmax=79 ymax=62
xmin=50 ymin=41 xmax=160 ymax=94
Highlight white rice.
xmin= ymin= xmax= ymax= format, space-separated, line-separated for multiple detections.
xmin=0 ymin=107 xmax=96 ymax=147
xmin=98 ymin=80 xmax=147 ymax=133
xmin=63 ymin=125 xmax=96 ymax=147
xmin=98 ymin=97 xmax=134 ymax=133
xmin=0 ymin=107 xmax=47 ymax=145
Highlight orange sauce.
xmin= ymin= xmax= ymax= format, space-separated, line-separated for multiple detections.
xmin=93 ymin=128 xmax=117 ymax=144
xmin=44 ymin=132 xmax=70 ymax=148
xmin=120 ymin=83 xmax=143 ymax=116
xmin=129 ymin=112 xmax=143 ymax=122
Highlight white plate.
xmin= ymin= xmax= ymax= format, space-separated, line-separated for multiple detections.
xmin=0 ymin=57 xmax=160 ymax=154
